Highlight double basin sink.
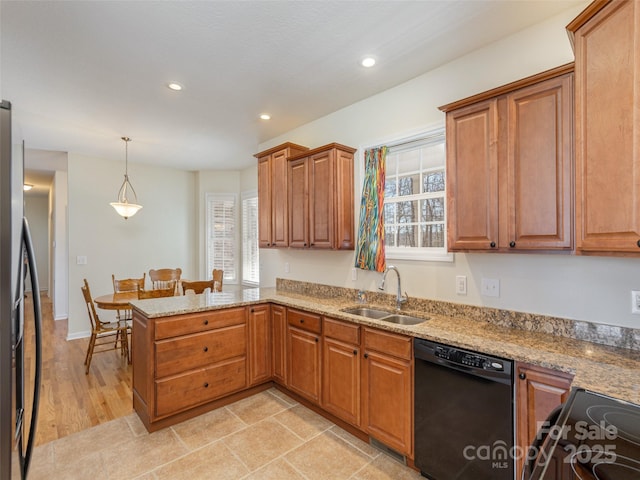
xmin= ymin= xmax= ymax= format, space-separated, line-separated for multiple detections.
xmin=340 ymin=306 xmax=428 ymax=326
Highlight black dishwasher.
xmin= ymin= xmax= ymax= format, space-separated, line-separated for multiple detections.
xmin=414 ymin=338 xmax=514 ymax=480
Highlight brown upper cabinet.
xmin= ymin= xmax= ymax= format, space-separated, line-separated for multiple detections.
xmin=440 ymin=65 xmax=574 ymax=252
xmin=287 ymin=143 xmax=356 ymax=250
xmin=255 ymin=142 xmax=309 ymax=248
xmin=568 ymin=0 xmax=640 ymax=255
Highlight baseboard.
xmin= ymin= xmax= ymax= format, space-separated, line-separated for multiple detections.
xmin=54 ymin=315 xmax=67 ymax=321
xmin=67 ymin=331 xmax=90 ymax=341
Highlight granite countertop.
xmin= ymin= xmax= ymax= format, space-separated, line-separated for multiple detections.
xmin=131 ymin=287 xmax=640 ymax=405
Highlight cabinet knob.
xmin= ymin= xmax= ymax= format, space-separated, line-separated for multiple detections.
xmin=490 ymin=241 xmax=496 ymax=248
xmin=519 ymin=372 xmax=526 ymax=380
xmin=315 ymin=337 xmax=319 ymax=343
xmin=250 ymin=308 xmax=255 ymax=313
xmin=203 ymin=320 xmax=209 ymax=325
xmin=364 ymin=353 xmax=369 ymax=359
xmin=203 ymin=346 xmax=208 ymax=352
xmin=204 ymin=382 xmax=209 ymax=388
xmin=637 ymin=240 xmax=640 ymax=248
xmin=353 ymin=350 xmax=358 ymax=356
xmin=509 ymin=241 xmax=516 ymax=248
xmin=310 ymin=243 xmax=315 ymax=247
xmin=300 ymin=319 xmax=304 ymax=323
xmin=304 ymin=243 xmax=307 ymax=247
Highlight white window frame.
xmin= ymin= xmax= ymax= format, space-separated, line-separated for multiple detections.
xmin=360 ymin=125 xmax=453 ymax=262
xmin=205 ymin=193 xmax=239 ymax=284
xmin=241 ymin=190 xmax=259 ymax=286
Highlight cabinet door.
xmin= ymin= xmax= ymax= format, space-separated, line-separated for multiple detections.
xmin=446 ymin=99 xmax=499 ymax=250
xmin=288 ymin=157 xmax=309 ymax=248
xmin=322 ymin=337 xmax=360 ymax=426
xmin=362 ymin=350 xmax=412 ymax=456
xmin=271 ymin=305 xmax=286 ymax=384
xmin=504 ymin=74 xmax=573 ymax=250
xmin=516 ymin=363 xmax=573 ymax=480
xmin=248 ymin=305 xmax=271 ymax=386
xmin=271 ymin=149 xmax=290 ymax=247
xmin=287 ymin=325 xmax=321 ymax=403
xmin=257 ymin=157 xmax=272 ymax=247
xmin=309 ymin=150 xmax=334 ymax=249
xmin=574 ymin=0 xmax=640 ymax=253
xmin=334 ymin=148 xmax=355 ymax=250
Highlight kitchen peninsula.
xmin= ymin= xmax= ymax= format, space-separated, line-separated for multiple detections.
xmin=130 ymin=280 xmax=640 ymax=466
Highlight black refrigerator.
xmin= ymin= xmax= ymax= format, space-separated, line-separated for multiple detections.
xmin=0 ymin=100 xmax=43 ymax=479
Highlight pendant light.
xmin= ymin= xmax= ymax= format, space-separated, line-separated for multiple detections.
xmin=110 ymin=136 xmax=142 ymax=219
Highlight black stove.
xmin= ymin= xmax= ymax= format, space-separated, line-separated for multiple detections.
xmin=528 ymin=388 xmax=640 ymax=480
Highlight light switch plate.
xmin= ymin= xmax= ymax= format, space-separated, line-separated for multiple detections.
xmin=76 ymin=255 xmax=87 ymax=265
xmin=631 ymin=290 xmax=640 ymax=314
xmin=455 ymin=275 xmax=467 ymax=295
xmin=481 ymin=278 xmax=499 ymax=297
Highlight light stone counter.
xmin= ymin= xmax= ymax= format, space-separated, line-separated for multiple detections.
xmin=131 ymin=285 xmax=640 ymax=405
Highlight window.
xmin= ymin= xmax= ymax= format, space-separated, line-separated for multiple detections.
xmin=206 ymin=193 xmax=238 ymax=283
xmin=382 ymin=128 xmax=451 ymax=261
xmin=242 ymin=191 xmax=259 ymax=286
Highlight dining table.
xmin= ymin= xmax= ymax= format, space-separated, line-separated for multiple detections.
xmin=94 ymin=291 xmax=139 ymax=311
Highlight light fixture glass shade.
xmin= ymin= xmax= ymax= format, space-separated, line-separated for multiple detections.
xmin=111 ymin=137 xmax=142 ymax=219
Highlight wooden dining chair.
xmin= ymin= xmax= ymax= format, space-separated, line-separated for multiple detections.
xmin=81 ymin=279 xmax=130 ymax=374
xmin=112 ymin=273 xmax=145 ymax=321
xmin=149 ymin=268 xmax=182 ymax=294
xmin=212 ymin=269 xmax=223 ymax=292
xmin=138 ymin=282 xmax=176 ymax=299
xmin=181 ymin=279 xmax=214 ymax=295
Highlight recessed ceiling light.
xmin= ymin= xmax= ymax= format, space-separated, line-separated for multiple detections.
xmin=23 ymin=184 xmax=33 ymax=191
xmin=260 ymin=114 xmax=271 ymax=120
xmin=361 ymin=57 xmax=376 ymax=68
xmin=167 ymin=82 xmax=183 ymax=91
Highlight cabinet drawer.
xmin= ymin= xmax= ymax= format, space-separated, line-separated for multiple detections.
xmin=323 ymin=317 xmax=359 ymax=345
xmin=155 ymin=357 xmax=247 ymax=417
xmin=363 ymin=327 xmax=412 ymax=360
xmin=287 ymin=309 xmax=322 ymax=334
xmin=155 ymin=324 xmax=246 ymax=378
xmin=155 ymin=307 xmax=246 ymax=340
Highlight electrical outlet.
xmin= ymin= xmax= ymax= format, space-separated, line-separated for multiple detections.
xmin=481 ymin=278 xmax=500 ymax=297
xmin=351 ymin=268 xmax=358 ymax=281
xmin=632 ymin=290 xmax=640 ymax=314
xmin=284 ymin=262 xmax=290 ymax=273
xmin=455 ymin=275 xmax=467 ymax=295
xmin=76 ymin=255 xmax=87 ymax=265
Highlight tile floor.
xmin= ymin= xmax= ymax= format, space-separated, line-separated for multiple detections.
xmin=28 ymin=388 xmax=423 ymax=480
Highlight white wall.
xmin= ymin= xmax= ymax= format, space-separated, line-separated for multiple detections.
xmin=67 ymin=153 xmax=196 ymax=338
xmin=51 ymin=170 xmax=68 ymax=321
xmin=256 ymin=4 xmax=640 ymax=330
xmin=23 ymin=195 xmax=48 ymax=291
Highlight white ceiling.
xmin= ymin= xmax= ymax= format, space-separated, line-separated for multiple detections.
xmin=2 ymin=1 xmax=583 ymax=173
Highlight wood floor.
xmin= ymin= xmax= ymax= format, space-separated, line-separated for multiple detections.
xmin=24 ymin=292 xmax=133 ymax=446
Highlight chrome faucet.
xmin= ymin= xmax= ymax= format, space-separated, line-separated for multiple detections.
xmin=378 ymin=265 xmax=408 ymax=311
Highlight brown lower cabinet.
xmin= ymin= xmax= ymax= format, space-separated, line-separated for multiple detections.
xmin=286 ymin=308 xmax=322 ymax=403
xmin=248 ymin=304 xmax=271 ymax=386
xmin=271 ymin=304 xmax=287 ymax=384
xmin=361 ymin=327 xmax=413 ymax=457
xmin=322 ymin=317 xmax=361 ymax=427
xmin=516 ymin=362 xmax=574 ymax=480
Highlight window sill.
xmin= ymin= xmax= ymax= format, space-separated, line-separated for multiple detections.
xmin=386 ymin=248 xmax=454 ymax=262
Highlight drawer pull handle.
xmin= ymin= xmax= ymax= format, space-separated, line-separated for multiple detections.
xmin=203 ymin=320 xmax=209 ymax=325
xmin=204 ymin=382 xmax=209 ymax=388
xmin=203 ymin=346 xmax=208 ymax=352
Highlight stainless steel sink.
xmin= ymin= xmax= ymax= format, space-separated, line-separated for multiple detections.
xmin=379 ymin=314 xmax=427 ymax=325
xmin=340 ymin=306 xmax=429 ymax=325
xmin=340 ymin=307 xmax=392 ymax=319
